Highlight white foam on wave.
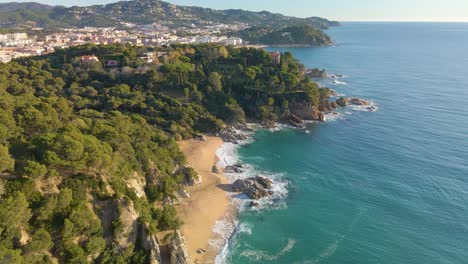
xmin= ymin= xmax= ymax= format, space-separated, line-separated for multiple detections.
xmin=214 ymin=221 xmax=254 ymax=264
xmin=323 ymin=112 xmax=345 ymax=122
xmin=209 ymin=218 xmax=238 ymax=252
xmin=332 ymin=80 xmax=347 ymax=85
xmin=213 ymin=127 xmax=291 ymax=263
xmin=240 ymin=238 xmax=296 ymax=262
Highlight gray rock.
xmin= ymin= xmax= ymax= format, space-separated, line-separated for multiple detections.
xmin=249 ymin=201 xmax=260 ymax=207
xmin=169 ymin=231 xmax=192 ymax=264
xmin=218 ymin=127 xmax=247 ymax=144
xmin=224 ymin=165 xmax=243 ymax=173
xmin=232 ymin=176 xmax=274 ymax=199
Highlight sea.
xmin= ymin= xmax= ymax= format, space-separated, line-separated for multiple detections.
xmin=213 ymin=23 xmax=468 ymax=264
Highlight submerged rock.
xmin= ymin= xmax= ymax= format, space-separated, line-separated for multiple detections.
xmin=232 ymin=176 xmax=274 ymax=199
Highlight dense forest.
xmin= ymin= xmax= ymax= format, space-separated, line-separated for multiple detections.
xmin=0 ymin=43 xmax=324 ymax=263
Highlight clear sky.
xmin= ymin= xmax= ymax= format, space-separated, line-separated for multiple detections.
xmin=2 ymin=0 xmax=468 ymax=22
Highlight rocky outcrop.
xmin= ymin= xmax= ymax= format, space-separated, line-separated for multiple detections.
xmin=232 ymin=176 xmax=274 ymax=199
xmin=349 ymin=98 xmax=370 ymax=106
xmin=112 ymin=198 xmax=161 ymax=264
xmin=335 ymin=97 xmax=349 ymax=107
xmin=211 ymin=166 xmax=220 ymax=174
xmin=169 ymin=231 xmax=191 ymax=264
xmin=312 ymin=109 xmax=325 ymax=122
xmin=217 ymin=127 xmax=247 ymax=144
xmin=281 ymin=113 xmax=305 ymax=128
xmin=305 ymin=68 xmax=327 ymax=78
xmin=289 ymin=102 xmax=325 ymax=122
xmin=224 ymin=165 xmax=244 ymax=173
xmin=114 ymin=198 xmax=140 ymax=250
xmin=140 ymin=227 xmax=161 ymax=264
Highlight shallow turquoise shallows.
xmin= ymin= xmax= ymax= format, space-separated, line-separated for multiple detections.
xmin=223 ymin=23 xmax=468 ymax=264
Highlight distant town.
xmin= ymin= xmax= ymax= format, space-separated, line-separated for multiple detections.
xmin=0 ymin=22 xmax=247 ymax=63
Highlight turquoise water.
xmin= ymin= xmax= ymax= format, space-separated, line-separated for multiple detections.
xmin=223 ymin=23 xmax=468 ymax=264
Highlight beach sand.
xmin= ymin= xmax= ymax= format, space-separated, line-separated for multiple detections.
xmin=177 ymin=137 xmax=232 ymax=264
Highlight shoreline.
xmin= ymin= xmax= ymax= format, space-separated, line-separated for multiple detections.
xmin=176 ymin=136 xmax=233 ymax=264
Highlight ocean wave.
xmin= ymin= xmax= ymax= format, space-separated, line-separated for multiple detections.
xmin=240 ymin=238 xmax=296 ymax=262
xmin=209 ymin=218 xmax=238 ymax=252
xmin=332 ymin=80 xmax=347 ymax=85
xmin=214 ymin=128 xmax=290 ymax=263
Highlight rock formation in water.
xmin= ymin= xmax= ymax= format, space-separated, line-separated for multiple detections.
xmin=232 ymin=176 xmax=274 ymax=199
xmin=305 ymin=68 xmax=328 ymax=78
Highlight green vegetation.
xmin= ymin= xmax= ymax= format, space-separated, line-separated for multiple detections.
xmin=0 ymin=0 xmax=338 ymax=30
xmin=234 ymin=25 xmax=333 ymax=46
xmin=0 ymin=43 xmax=323 ymax=262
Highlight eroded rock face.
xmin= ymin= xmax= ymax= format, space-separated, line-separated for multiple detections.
xmin=111 ymin=199 xmax=161 ymax=264
xmin=281 ymin=113 xmax=305 ymax=128
xmin=140 ymin=227 xmax=161 ymax=264
xmin=114 ymin=198 xmax=140 ymax=250
xmin=290 ymin=103 xmax=325 ymax=122
xmin=232 ymin=176 xmax=274 ymax=199
xmin=169 ymin=231 xmax=191 ymax=264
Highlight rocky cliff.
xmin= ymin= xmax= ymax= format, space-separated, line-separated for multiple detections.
xmin=169 ymin=231 xmax=191 ymax=264
xmin=289 ymin=102 xmax=325 ymax=122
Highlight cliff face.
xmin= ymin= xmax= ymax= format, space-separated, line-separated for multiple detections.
xmin=169 ymin=231 xmax=191 ymax=264
xmin=102 ymin=198 xmax=161 ymax=264
xmin=289 ymin=102 xmax=325 ymax=122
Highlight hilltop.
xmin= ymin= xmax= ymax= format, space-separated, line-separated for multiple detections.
xmin=0 ymin=0 xmax=339 ymax=29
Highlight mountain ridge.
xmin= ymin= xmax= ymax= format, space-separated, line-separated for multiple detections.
xmin=0 ymin=0 xmax=339 ymax=29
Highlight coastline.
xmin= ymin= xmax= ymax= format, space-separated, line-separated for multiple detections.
xmin=243 ymin=43 xmax=332 ymax=49
xmin=176 ymin=137 xmax=233 ymax=264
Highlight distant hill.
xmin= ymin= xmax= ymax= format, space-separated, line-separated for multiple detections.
xmin=235 ymin=25 xmax=333 ymax=46
xmin=0 ymin=0 xmax=339 ymax=29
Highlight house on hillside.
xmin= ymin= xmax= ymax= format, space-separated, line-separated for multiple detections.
xmin=80 ymin=55 xmax=99 ymax=63
xmin=269 ymin=50 xmax=281 ymax=64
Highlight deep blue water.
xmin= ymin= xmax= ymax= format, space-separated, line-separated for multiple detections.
xmin=223 ymin=23 xmax=468 ymax=264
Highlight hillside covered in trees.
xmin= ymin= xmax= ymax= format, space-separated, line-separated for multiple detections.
xmin=0 ymin=0 xmax=339 ymax=30
xmin=234 ymin=25 xmax=333 ymax=46
xmin=0 ymin=43 xmax=326 ymax=263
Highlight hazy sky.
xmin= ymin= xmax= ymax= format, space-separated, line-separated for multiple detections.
xmin=2 ymin=0 xmax=468 ymax=22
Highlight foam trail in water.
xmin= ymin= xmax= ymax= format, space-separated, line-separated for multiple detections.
xmin=240 ymin=238 xmax=296 ymax=262
xmin=309 ymin=208 xmax=367 ymax=264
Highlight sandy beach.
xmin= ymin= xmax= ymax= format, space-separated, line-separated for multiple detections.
xmin=177 ymin=137 xmax=232 ymax=264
